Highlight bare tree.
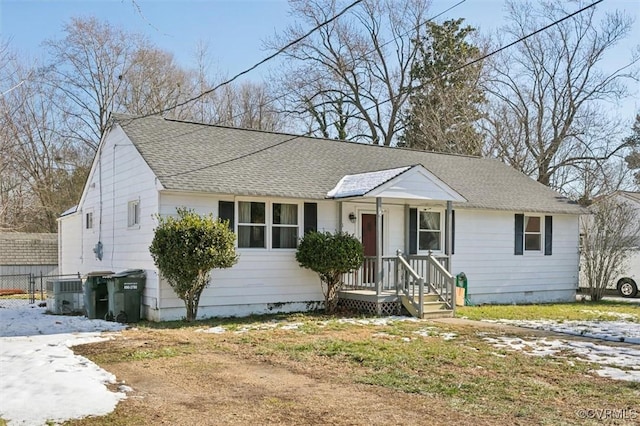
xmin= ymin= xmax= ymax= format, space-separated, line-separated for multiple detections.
xmin=0 ymin=51 xmax=90 ymax=232
xmin=580 ymin=196 xmax=640 ymax=301
xmin=205 ymin=82 xmax=284 ymax=131
xmin=43 ymin=17 xmax=144 ymax=150
xmin=483 ymin=0 xmax=639 ymax=194
xmin=268 ymin=0 xmax=431 ymax=145
xmin=116 ymin=45 xmax=194 ymax=119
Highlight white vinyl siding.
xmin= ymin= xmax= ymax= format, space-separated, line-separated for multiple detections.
xmin=71 ymin=125 xmax=161 ymax=317
xmin=453 ymin=209 xmax=579 ymax=304
xmin=155 ymin=193 xmax=335 ymax=320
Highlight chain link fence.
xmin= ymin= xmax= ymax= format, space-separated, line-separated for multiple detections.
xmin=0 ymin=273 xmax=81 ymax=308
xmin=0 ymin=274 xmax=35 ymax=308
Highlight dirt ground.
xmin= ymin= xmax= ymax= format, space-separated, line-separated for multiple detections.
xmin=71 ymin=331 xmax=501 ymax=426
xmin=67 ymin=319 xmax=638 ymax=426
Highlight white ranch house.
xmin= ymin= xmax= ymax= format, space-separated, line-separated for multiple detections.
xmin=58 ymin=114 xmax=585 ymax=321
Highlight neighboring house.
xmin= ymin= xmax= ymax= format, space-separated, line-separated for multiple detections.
xmin=0 ymin=233 xmax=58 ymax=276
xmin=58 ymin=114 xmax=585 ymax=321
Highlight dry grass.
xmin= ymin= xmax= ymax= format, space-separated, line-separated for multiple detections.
xmin=64 ymin=306 xmax=640 ymax=426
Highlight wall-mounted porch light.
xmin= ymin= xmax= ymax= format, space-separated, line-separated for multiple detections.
xmin=348 ymin=212 xmax=357 ymax=223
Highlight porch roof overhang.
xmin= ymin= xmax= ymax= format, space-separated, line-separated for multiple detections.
xmin=326 ymin=165 xmax=467 ymax=203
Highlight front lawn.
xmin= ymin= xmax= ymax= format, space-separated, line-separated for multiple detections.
xmin=66 ymin=302 xmax=640 ymax=425
xmin=457 ymin=300 xmax=639 ymax=322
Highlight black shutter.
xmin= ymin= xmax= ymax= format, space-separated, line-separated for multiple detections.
xmin=451 ymin=209 xmax=455 ymax=255
xmin=409 ymin=208 xmax=417 ymax=254
xmin=304 ymin=203 xmax=317 ymax=234
xmin=544 ymin=215 xmax=553 ymax=256
xmin=515 ymin=214 xmax=524 ymax=255
xmin=219 ymin=201 xmax=234 ymax=231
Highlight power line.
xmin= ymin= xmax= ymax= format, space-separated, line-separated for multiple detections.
xmin=158 ymin=0 xmax=469 ymax=179
xmin=148 ymin=0 xmax=363 ymax=118
xmin=221 ymin=0 xmax=467 ymax=125
xmin=160 ymin=0 xmax=603 ymax=179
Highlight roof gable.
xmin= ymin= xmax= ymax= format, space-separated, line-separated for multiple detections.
xmin=327 ymin=165 xmax=466 ymax=202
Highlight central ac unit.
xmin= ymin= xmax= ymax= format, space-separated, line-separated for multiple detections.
xmin=46 ymin=279 xmax=84 ymax=315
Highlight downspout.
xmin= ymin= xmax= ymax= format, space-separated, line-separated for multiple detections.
xmin=376 ymin=197 xmax=383 ymax=296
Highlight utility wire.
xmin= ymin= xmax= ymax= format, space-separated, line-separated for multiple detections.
xmin=157 ymin=0 xmax=469 ymax=179
xmin=147 ymin=0 xmax=363 ymax=118
xmin=221 ymin=0 xmax=467 ymax=124
xmin=160 ymin=0 xmax=603 ymax=179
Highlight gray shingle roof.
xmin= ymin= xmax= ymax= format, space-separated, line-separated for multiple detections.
xmin=112 ymin=114 xmax=584 ymax=214
xmin=0 ymin=233 xmax=58 ymax=265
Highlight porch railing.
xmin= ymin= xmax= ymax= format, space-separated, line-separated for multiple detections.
xmin=424 ymin=254 xmax=454 ymax=309
xmin=342 ymin=256 xmax=397 ymax=292
xmin=396 ymin=254 xmax=425 ymax=316
xmin=342 ymin=252 xmax=455 ymax=312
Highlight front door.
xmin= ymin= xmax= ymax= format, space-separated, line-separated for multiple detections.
xmin=362 ymin=214 xmax=377 ymax=257
xmin=362 ymin=213 xmax=382 ymax=284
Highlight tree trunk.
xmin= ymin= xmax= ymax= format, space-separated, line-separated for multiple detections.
xmin=183 ymin=290 xmax=202 ymax=322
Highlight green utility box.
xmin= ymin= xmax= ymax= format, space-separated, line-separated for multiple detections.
xmin=106 ymin=269 xmax=146 ymax=323
xmin=84 ymin=271 xmax=113 ymax=319
xmin=455 ymin=272 xmax=469 ymax=306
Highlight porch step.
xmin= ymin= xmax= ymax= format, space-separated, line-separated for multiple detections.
xmin=421 ymin=309 xmax=454 ymax=319
xmin=400 ymin=295 xmax=453 ymax=319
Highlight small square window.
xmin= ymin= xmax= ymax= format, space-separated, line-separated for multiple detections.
xmin=128 ymin=200 xmax=140 ymax=227
xmin=85 ymin=212 xmax=93 ymax=229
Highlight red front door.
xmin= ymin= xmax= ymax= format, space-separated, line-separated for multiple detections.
xmin=362 ymin=214 xmax=377 ymax=257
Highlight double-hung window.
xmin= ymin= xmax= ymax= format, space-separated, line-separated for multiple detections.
xmin=272 ymin=203 xmax=298 ymax=249
xmin=419 ymin=211 xmax=441 ymax=251
xmin=238 ymin=202 xmax=266 ymax=248
xmin=524 ymin=216 xmax=541 ymax=251
xmin=515 ymin=214 xmax=552 ymax=255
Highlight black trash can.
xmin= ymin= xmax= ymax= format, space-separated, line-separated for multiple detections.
xmin=83 ymin=271 xmax=113 ymax=319
xmin=107 ymin=269 xmax=146 ymax=323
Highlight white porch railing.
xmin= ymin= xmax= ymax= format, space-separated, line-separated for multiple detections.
xmin=342 ymin=256 xmax=397 ymax=292
xmin=342 ymin=252 xmax=455 ymax=315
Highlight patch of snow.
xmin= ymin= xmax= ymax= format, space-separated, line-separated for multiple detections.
xmin=196 ymin=326 xmax=226 ymax=334
xmin=484 ymin=319 xmax=640 ymax=345
xmin=595 ymin=366 xmax=640 ymax=382
xmin=483 ymin=335 xmax=640 ymax=382
xmin=337 ymin=316 xmax=419 ymax=326
xmin=0 ymin=305 xmax=127 ymax=425
xmin=280 ymin=322 xmax=304 ymax=330
xmin=440 ymin=332 xmax=457 ymax=341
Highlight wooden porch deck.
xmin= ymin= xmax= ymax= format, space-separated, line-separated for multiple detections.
xmin=339 ymin=253 xmax=455 ymax=319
